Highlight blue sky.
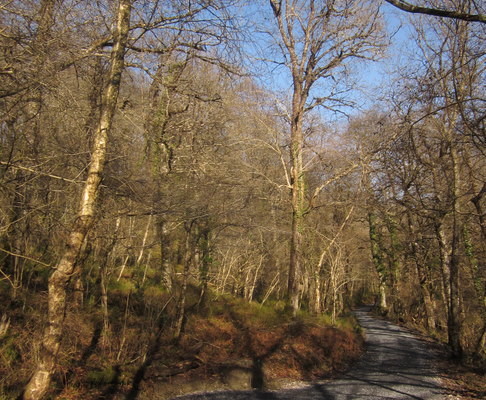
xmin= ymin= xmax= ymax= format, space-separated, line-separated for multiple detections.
xmin=354 ymin=2 xmax=417 ymax=109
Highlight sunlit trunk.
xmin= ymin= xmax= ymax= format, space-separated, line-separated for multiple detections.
xmin=288 ymin=82 xmax=305 ymax=315
xmin=156 ymin=217 xmax=173 ymax=291
xmin=368 ymin=213 xmax=388 ymax=312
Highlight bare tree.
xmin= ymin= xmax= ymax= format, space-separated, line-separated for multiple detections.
xmin=267 ymin=0 xmax=385 ymax=314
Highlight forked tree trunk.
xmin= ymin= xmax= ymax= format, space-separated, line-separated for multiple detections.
xmin=22 ymin=2 xmax=131 ymax=398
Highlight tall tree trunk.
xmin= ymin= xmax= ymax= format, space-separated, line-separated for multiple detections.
xmin=467 ymin=190 xmax=486 ymax=354
xmin=99 ymin=216 xmax=121 ymax=350
xmin=5 ymin=175 xmax=26 ymax=299
xmin=471 ymin=183 xmax=486 ymax=241
xmin=384 ymin=215 xmax=401 ymax=317
xmin=156 ymin=217 xmax=173 ymax=291
xmin=174 ymin=222 xmax=193 ymax=340
xmin=435 ymin=220 xmax=452 ymax=325
xmin=22 ymin=2 xmax=131 ymax=398
xmin=311 ymin=267 xmax=322 ymax=314
xmin=198 ymin=225 xmax=210 ymax=308
xmin=448 ymin=213 xmax=463 ymax=357
xmin=448 ymin=143 xmax=463 ymax=358
xmin=100 ymin=262 xmax=110 ymax=349
xmin=405 ymin=210 xmax=436 ymax=330
xmin=368 ymin=213 xmax=388 ymax=311
xmin=288 ymin=83 xmax=305 ymax=316
xmin=136 ymin=214 xmax=153 ymax=265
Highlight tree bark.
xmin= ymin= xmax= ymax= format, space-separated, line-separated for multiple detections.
xmin=404 ymin=207 xmax=436 ymax=330
xmin=156 ymin=217 xmax=173 ymax=291
xmin=448 ymin=142 xmax=463 ymax=358
xmin=197 ymin=225 xmax=211 ymax=308
xmin=174 ymin=222 xmax=193 ymax=340
xmin=435 ymin=220 xmax=451 ymax=322
xmin=287 ymin=71 xmax=306 ymax=315
xmin=22 ymin=2 xmax=131 ymax=398
xmin=368 ymin=213 xmax=388 ymax=312
xmin=467 ymin=191 xmax=486 ymax=354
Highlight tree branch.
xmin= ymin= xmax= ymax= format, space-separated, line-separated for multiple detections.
xmin=384 ymin=0 xmax=486 ymax=23
xmin=0 ymin=247 xmax=51 ymax=268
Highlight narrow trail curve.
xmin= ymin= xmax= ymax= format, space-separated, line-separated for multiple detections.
xmin=172 ymin=306 xmax=450 ymax=400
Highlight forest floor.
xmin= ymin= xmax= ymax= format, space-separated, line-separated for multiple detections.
xmin=2 ymin=295 xmax=484 ymax=399
xmin=4 ymin=295 xmax=362 ymax=400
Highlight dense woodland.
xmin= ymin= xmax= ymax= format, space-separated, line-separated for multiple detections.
xmin=0 ymin=1 xmax=485 ymax=399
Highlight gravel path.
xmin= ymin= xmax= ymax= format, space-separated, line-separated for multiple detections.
xmin=171 ymin=306 xmax=448 ymax=399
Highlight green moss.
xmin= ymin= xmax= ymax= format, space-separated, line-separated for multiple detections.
xmin=205 ymin=296 xmax=292 ymax=328
xmin=108 ymin=278 xmax=136 ymax=296
xmin=335 ymin=313 xmax=361 ymax=333
xmin=0 ymin=336 xmax=20 ymax=365
xmin=86 ymin=366 xmax=118 ymax=386
xmin=143 ymin=284 xmax=167 ymax=306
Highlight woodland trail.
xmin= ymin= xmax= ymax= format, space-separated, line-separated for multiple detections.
xmin=171 ymin=306 xmax=450 ymax=399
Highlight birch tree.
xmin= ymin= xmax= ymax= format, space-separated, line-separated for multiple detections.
xmin=22 ymin=1 xmax=132 ymax=398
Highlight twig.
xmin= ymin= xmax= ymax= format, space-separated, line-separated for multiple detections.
xmin=0 ymin=247 xmax=51 ymax=268
xmin=0 ymin=161 xmax=82 ymax=184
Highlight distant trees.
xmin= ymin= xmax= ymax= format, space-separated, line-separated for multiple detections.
xmin=350 ymin=1 xmax=485 ymax=357
xmin=400 ymin=5 xmax=483 ymax=358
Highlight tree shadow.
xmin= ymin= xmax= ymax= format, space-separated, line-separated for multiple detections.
xmin=98 ymin=365 xmax=122 ymax=400
xmin=81 ymin=322 xmax=103 ymax=365
xmin=124 ymin=321 xmax=166 ymax=400
xmin=226 ymin=306 xmax=287 ymax=391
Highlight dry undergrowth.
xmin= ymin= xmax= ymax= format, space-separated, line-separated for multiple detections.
xmin=136 ymin=298 xmax=364 ymax=399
